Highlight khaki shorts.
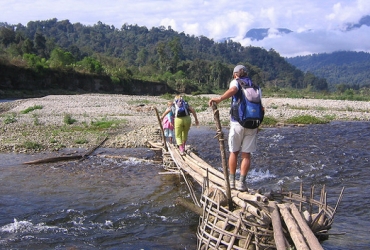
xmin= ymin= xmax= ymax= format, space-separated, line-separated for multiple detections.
xmin=228 ymin=121 xmax=257 ymax=153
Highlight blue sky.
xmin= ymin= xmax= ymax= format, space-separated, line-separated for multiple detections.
xmin=2 ymin=0 xmax=370 ymax=57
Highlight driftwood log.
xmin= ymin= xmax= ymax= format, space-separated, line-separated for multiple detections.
xmin=23 ymin=137 xmax=108 ymax=164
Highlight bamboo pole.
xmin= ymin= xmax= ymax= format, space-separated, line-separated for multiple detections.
xmin=186 ymin=148 xmax=268 ymax=205
xmin=210 ymin=102 xmax=233 ymax=211
xmin=154 ymin=106 xmax=167 ymax=151
xmin=175 ymin=145 xmax=268 ymax=204
xmin=187 ymin=151 xmax=225 ymax=179
xmin=299 ymin=182 xmax=303 ymax=212
xmin=278 ymin=203 xmax=310 ymax=250
xmin=311 ymin=209 xmax=325 ymax=232
xmin=147 ymin=140 xmax=163 ymax=149
xmin=290 ymin=203 xmax=324 ymax=250
xmin=176 ymin=197 xmax=203 ymax=215
xmin=331 ymin=187 xmax=345 ymax=221
xmin=232 ymin=196 xmax=271 ymax=225
xmin=269 ymin=201 xmax=288 ymax=250
xmin=309 ymin=185 xmax=315 ymax=215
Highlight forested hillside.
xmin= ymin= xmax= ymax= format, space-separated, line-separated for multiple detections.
xmin=1 ymin=18 xmax=328 ymax=96
xmin=286 ymin=51 xmax=370 ymax=91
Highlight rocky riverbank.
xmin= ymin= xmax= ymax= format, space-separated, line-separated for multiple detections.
xmin=0 ymin=94 xmax=369 ymax=153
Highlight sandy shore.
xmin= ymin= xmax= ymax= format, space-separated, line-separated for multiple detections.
xmin=0 ymin=94 xmax=369 ymax=153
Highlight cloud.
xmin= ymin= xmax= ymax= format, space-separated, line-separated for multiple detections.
xmin=160 ymin=18 xmax=177 ymax=30
xmin=236 ymin=25 xmax=370 ymax=57
xmin=1 ymin=0 xmax=370 ymax=56
xmin=183 ymin=22 xmax=200 ymax=36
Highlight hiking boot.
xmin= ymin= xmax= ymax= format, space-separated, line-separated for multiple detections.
xmin=236 ymin=181 xmax=248 ymax=192
xmin=229 ymin=178 xmax=235 ymax=189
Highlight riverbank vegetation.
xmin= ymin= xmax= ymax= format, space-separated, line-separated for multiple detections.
xmin=1 ymin=19 xmax=369 ymax=101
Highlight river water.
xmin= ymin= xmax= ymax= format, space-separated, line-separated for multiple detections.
xmin=0 ymin=122 xmax=369 ymax=250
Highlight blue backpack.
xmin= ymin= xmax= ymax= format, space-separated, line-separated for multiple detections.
xmin=172 ymin=97 xmax=190 ymax=117
xmin=230 ymin=78 xmax=265 ymax=129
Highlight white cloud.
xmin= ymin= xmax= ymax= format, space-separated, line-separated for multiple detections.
xmin=1 ymin=0 xmax=370 ymax=57
xmin=238 ymin=25 xmax=370 ymax=57
xmin=183 ymin=22 xmax=200 ymax=36
xmin=260 ymin=7 xmax=277 ymax=27
xmin=160 ymin=18 xmax=177 ymax=30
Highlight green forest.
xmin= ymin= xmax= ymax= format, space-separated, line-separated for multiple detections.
xmin=0 ymin=18 xmax=368 ymax=99
xmin=287 ymin=51 xmax=370 ymax=92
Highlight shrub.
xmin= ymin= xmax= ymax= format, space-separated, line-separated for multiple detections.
xmin=64 ymin=114 xmax=77 ymax=124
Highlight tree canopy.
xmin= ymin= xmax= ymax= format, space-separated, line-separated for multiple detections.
xmin=0 ymin=19 xmax=329 ymax=93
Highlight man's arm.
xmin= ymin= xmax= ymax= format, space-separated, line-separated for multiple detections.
xmin=208 ymin=86 xmax=238 ymax=106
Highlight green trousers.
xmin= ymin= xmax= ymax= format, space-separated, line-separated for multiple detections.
xmin=174 ymin=115 xmax=191 ymax=145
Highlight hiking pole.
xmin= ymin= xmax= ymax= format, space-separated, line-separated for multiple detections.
xmin=211 ymin=102 xmax=233 ymax=211
xmin=154 ymin=107 xmax=168 ymax=152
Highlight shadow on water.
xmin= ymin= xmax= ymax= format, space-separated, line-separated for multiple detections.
xmin=1 ymin=122 xmax=369 ymax=249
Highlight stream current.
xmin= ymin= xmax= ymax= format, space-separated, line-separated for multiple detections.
xmin=1 ymin=121 xmax=369 ymax=249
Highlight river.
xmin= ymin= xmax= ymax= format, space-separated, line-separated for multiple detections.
xmin=0 ymin=121 xmax=369 ymax=249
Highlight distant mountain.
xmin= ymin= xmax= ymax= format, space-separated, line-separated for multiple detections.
xmin=242 ymin=15 xmax=370 ymax=41
xmin=244 ymin=28 xmax=293 ymax=41
xmin=286 ymin=51 xmax=370 ymax=90
xmin=344 ymin=15 xmax=370 ymax=31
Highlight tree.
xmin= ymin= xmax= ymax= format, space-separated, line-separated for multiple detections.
xmin=0 ymin=27 xmax=15 ymax=46
xmin=136 ymin=48 xmax=148 ymax=66
xmin=77 ymin=57 xmax=103 ymax=74
xmin=34 ymin=33 xmax=47 ymax=58
xmin=48 ymin=48 xmax=75 ymax=68
xmin=21 ymin=38 xmax=34 ymax=54
xmin=209 ymin=61 xmax=230 ymax=89
xmin=168 ymin=37 xmax=183 ymax=72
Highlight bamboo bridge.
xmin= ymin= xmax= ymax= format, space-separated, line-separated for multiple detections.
xmin=150 ymin=106 xmax=345 ymax=250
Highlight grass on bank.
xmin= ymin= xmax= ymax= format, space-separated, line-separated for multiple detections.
xmin=61 ymin=116 xmax=126 ymax=131
xmin=286 ymin=115 xmax=328 ymax=124
xmin=20 ymin=105 xmax=43 ymax=114
xmin=23 ymin=140 xmax=43 ymax=150
xmin=3 ymin=113 xmax=17 ymax=124
xmin=2 ymin=115 xmax=126 ymax=152
xmin=262 ymin=116 xmax=279 ymax=126
xmin=64 ymin=114 xmax=77 ymax=124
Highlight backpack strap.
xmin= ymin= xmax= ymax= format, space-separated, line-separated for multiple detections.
xmin=233 ymin=79 xmax=245 ymax=103
xmin=236 ymin=78 xmax=256 ymax=89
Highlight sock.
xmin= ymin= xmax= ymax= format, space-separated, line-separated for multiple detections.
xmin=239 ymin=175 xmax=246 ymax=183
xmin=229 ymin=174 xmax=235 ymax=182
